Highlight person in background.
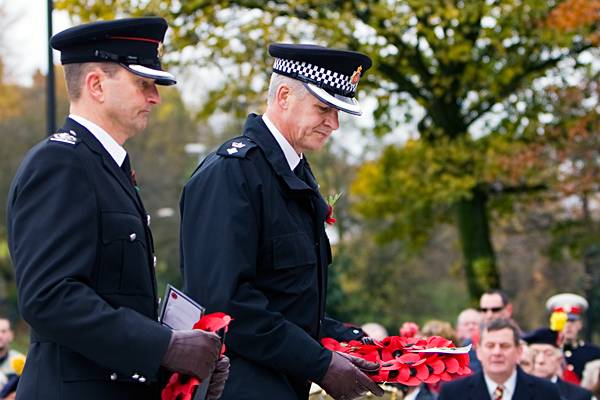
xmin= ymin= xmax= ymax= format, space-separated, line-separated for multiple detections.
xmin=523 ymin=327 xmax=592 ymax=400
xmin=361 ymin=323 xmax=388 ymax=341
xmin=581 ymin=360 xmax=600 ymax=399
xmin=519 ymin=342 xmax=535 ymax=375
xmin=0 ymin=319 xmax=24 ymax=387
xmin=546 ymin=293 xmax=600 ymax=384
xmin=456 ymin=308 xmax=482 ymax=374
xmin=479 ymin=290 xmax=513 ymax=325
xmin=438 ymin=318 xmax=561 ymax=400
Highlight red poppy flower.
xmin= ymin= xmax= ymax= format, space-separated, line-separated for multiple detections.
xmin=321 ymin=334 xmax=471 ymax=387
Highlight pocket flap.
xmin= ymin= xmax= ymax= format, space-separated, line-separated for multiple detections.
xmin=272 ymin=232 xmax=316 ymax=269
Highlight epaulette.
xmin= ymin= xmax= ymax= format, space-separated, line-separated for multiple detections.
xmin=48 ymin=130 xmax=80 ymax=146
xmin=216 ymin=137 xmax=257 ymax=158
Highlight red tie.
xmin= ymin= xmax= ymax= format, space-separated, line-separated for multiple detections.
xmin=493 ymin=385 xmax=504 ymax=400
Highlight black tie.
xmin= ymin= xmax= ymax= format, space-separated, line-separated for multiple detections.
xmin=294 ymin=158 xmax=306 ymax=182
xmin=121 ymin=154 xmax=135 ymax=187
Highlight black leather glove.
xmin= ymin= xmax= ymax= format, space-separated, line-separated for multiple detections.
xmin=206 ymin=355 xmax=230 ymax=400
xmin=319 ymin=351 xmax=385 ymax=400
xmin=161 ymin=330 xmax=221 ymax=380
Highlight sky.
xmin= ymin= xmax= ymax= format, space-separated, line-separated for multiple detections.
xmin=4 ymin=1 xmax=71 ymax=85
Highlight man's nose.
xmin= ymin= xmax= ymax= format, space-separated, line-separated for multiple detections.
xmin=324 ymin=109 xmax=339 ymax=130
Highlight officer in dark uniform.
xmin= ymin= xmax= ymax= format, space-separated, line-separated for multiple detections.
xmin=7 ymin=18 xmax=227 ymax=400
xmin=180 ymin=44 xmax=385 ymax=400
xmin=523 ymin=327 xmax=593 ymax=400
xmin=547 ymin=293 xmax=600 ymax=384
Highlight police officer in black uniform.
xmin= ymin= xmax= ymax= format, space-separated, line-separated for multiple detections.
xmin=547 ymin=293 xmax=600 ymax=385
xmin=180 ymin=44 xmax=385 ymax=400
xmin=7 ymin=18 xmax=228 ymax=400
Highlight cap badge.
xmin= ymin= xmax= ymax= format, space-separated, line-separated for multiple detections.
xmin=351 ymin=66 xmax=363 ymax=85
xmin=157 ymin=42 xmax=164 ymax=58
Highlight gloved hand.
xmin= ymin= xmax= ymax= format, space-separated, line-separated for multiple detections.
xmin=206 ymin=355 xmax=230 ymax=400
xmin=319 ymin=351 xmax=385 ymax=400
xmin=161 ymin=330 xmax=221 ymax=380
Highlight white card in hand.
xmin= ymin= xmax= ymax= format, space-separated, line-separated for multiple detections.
xmin=158 ymin=285 xmax=205 ymax=330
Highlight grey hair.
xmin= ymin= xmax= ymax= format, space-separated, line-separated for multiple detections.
xmin=267 ymin=72 xmax=308 ymax=106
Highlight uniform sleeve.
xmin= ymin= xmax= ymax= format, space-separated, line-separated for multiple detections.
xmin=320 ymin=315 xmax=365 ymax=342
xmin=7 ymin=145 xmax=171 ymax=379
xmin=180 ymin=155 xmax=331 ymax=383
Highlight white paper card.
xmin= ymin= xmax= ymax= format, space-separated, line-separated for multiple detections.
xmin=408 ymin=344 xmax=472 ymax=354
xmin=159 ymin=285 xmax=205 ymax=330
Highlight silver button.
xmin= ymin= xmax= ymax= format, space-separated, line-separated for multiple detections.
xmin=353 ymin=329 xmax=360 ymax=334
xmin=153 ymin=255 xmax=157 ymax=268
xmin=110 ymin=373 xmax=118 ymax=381
xmin=139 ymin=376 xmax=146 ymax=383
xmin=147 ymin=214 xmax=151 ymax=226
xmin=132 ymin=373 xmax=139 ymax=379
xmin=129 ymin=233 xmax=137 ymax=241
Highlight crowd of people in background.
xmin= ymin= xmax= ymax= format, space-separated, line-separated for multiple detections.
xmin=355 ymin=291 xmax=600 ymax=400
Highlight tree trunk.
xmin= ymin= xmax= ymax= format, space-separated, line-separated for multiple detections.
xmin=456 ymin=187 xmax=501 ymax=302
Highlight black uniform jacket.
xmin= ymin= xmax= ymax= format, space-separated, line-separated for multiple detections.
xmin=7 ymin=118 xmax=171 ymax=399
xmin=556 ymin=377 xmax=593 ymax=400
xmin=438 ymin=368 xmax=562 ymax=400
xmin=180 ymin=114 xmax=357 ymax=399
xmin=564 ymin=341 xmax=600 ymax=381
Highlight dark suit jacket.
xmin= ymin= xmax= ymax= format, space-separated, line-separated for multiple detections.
xmin=556 ymin=377 xmax=593 ymax=400
xmin=7 ymin=118 xmax=172 ymax=399
xmin=438 ymin=368 xmax=561 ymax=400
xmin=180 ymin=114 xmax=357 ymax=399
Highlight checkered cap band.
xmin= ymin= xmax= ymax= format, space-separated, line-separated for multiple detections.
xmin=273 ymin=58 xmax=357 ymax=97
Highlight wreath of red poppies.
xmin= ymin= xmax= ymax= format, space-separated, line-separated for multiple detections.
xmin=161 ymin=313 xmax=232 ymax=400
xmin=321 ymin=335 xmax=471 ymax=386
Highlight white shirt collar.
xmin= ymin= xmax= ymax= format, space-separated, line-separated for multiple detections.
xmin=483 ymin=369 xmax=517 ymax=400
xmin=262 ymin=114 xmax=302 ymax=171
xmin=69 ymin=114 xmax=127 ymax=167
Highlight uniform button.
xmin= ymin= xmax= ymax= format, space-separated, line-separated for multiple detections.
xmin=353 ymin=329 xmax=360 ymax=334
xmin=132 ymin=373 xmax=139 ymax=379
xmin=139 ymin=376 xmax=146 ymax=383
xmin=110 ymin=373 xmax=118 ymax=381
xmin=153 ymin=256 xmax=157 ymax=268
xmin=565 ymin=350 xmax=572 ymax=357
xmin=129 ymin=233 xmax=137 ymax=241
xmin=147 ymin=214 xmax=151 ymax=226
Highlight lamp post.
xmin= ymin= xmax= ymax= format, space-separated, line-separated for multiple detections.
xmin=46 ymin=0 xmax=56 ymax=135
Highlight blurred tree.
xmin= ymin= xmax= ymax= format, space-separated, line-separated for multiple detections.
xmin=55 ymin=0 xmax=599 ymax=302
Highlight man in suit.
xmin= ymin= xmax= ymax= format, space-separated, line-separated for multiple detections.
xmin=438 ymin=318 xmax=561 ymax=399
xmin=7 ymin=17 xmax=227 ymax=399
xmin=180 ymin=43 xmax=384 ymax=400
xmin=523 ymin=327 xmax=593 ymax=400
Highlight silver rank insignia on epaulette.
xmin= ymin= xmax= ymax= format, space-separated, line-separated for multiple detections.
xmin=227 ymin=141 xmax=247 ymax=154
xmin=49 ymin=130 xmax=78 ymax=145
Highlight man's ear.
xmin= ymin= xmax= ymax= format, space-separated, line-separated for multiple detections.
xmin=275 ymin=84 xmax=291 ymax=110
xmin=85 ymin=68 xmax=106 ymax=103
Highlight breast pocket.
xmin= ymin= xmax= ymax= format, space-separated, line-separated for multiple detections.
xmin=272 ymin=231 xmax=317 ymax=270
xmin=98 ymin=212 xmax=149 ymax=294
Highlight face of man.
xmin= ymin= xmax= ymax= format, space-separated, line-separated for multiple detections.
xmin=284 ymin=89 xmax=340 ymax=154
xmin=477 ymin=328 xmax=522 ymax=383
xmin=562 ymin=319 xmax=582 ymax=342
xmin=530 ymin=343 xmax=562 ymax=379
xmin=101 ymin=67 xmax=161 ymax=141
xmin=0 ymin=319 xmax=14 ymax=354
xmin=519 ymin=344 xmax=535 ymax=374
xmin=480 ymin=293 xmax=512 ymax=324
xmin=456 ymin=310 xmax=481 ymax=342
